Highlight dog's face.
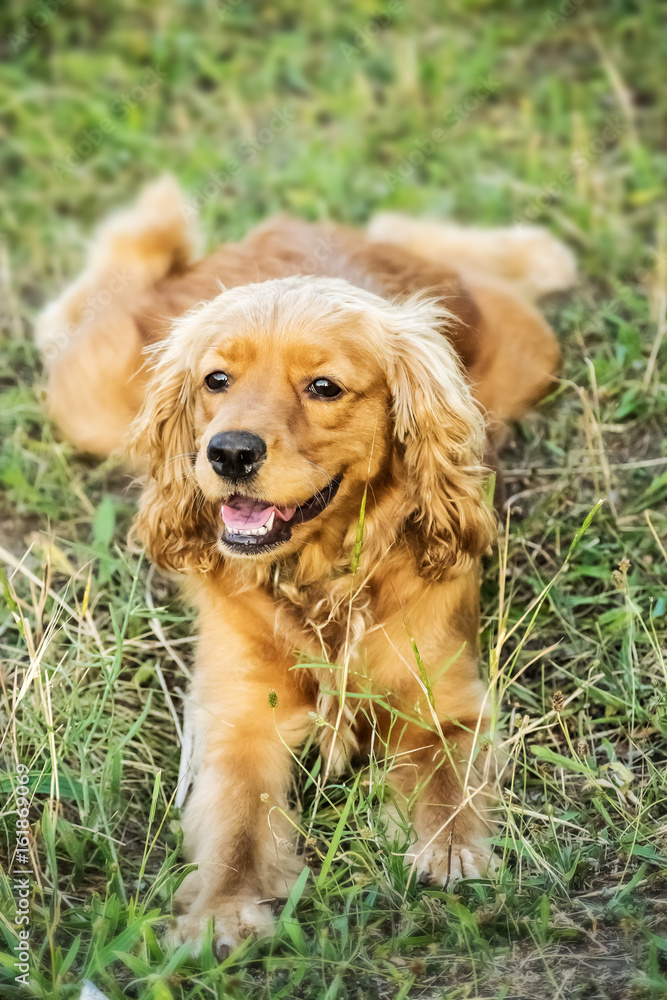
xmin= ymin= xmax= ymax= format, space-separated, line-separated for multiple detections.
xmin=191 ymin=320 xmax=391 ymax=559
xmin=130 ymin=277 xmax=494 ymax=579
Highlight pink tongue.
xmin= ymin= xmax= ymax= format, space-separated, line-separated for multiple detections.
xmin=221 ymin=496 xmax=296 ymax=529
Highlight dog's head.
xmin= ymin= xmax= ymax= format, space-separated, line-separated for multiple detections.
xmin=129 ymin=276 xmax=495 ymax=581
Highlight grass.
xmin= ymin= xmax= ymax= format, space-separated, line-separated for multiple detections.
xmin=1 ymin=1 xmax=666 ymax=997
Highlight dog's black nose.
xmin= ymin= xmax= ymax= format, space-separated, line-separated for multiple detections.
xmin=207 ymin=431 xmax=267 ymax=480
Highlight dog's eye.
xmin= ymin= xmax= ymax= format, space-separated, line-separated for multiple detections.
xmin=307 ymin=378 xmax=342 ymax=398
xmin=204 ymin=371 xmax=229 ymax=392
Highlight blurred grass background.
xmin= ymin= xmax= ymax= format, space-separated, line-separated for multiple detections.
xmin=1 ymin=1 xmax=666 ymax=998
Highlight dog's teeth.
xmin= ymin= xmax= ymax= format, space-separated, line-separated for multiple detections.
xmin=265 ymin=512 xmax=275 ymax=531
xmin=226 ymin=523 xmax=270 ymax=537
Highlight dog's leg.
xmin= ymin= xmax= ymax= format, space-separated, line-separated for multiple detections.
xmin=35 ymin=176 xmax=199 ymax=455
xmin=169 ymin=612 xmax=315 ymax=955
xmin=389 ymin=720 xmax=498 ymax=887
xmin=464 ymin=273 xmax=563 ymax=432
xmin=367 ymin=212 xmax=576 ymax=302
xmin=365 ymin=596 xmax=498 ymax=887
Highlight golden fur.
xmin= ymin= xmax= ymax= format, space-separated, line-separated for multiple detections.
xmin=37 ymin=178 xmax=575 ymax=953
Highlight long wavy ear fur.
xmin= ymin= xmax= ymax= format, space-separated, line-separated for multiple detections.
xmin=127 ymin=348 xmax=217 ymax=573
xmin=380 ymin=297 xmax=496 ymax=580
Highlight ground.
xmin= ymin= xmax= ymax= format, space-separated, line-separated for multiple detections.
xmin=0 ymin=1 xmax=666 ymax=998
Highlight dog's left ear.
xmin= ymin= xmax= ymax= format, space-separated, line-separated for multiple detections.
xmin=380 ymin=297 xmax=496 ymax=580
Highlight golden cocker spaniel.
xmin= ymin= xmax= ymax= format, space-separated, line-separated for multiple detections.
xmin=37 ymin=177 xmax=575 ymax=953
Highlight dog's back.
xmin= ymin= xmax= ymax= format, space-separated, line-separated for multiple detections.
xmin=36 ymin=177 xmax=575 ymax=455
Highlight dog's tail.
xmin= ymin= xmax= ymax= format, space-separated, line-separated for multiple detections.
xmin=35 ymin=175 xmax=198 ymax=355
xmin=35 ymin=177 xmax=199 ymax=455
xmin=367 ymin=212 xmax=577 ymax=302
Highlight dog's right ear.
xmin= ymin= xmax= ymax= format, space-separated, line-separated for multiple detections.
xmin=127 ymin=347 xmax=217 ymax=573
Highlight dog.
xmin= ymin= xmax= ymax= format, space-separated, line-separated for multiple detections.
xmin=36 ymin=177 xmax=575 ymax=953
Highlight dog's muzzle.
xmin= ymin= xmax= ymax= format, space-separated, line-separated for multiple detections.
xmin=219 ymin=477 xmax=342 ymax=554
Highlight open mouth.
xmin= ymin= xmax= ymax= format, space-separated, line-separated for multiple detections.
xmin=219 ymin=477 xmax=341 ymax=554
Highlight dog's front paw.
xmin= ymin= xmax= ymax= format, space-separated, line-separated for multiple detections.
xmin=166 ymin=895 xmax=276 ymax=956
xmin=406 ymin=839 xmax=498 ymax=888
